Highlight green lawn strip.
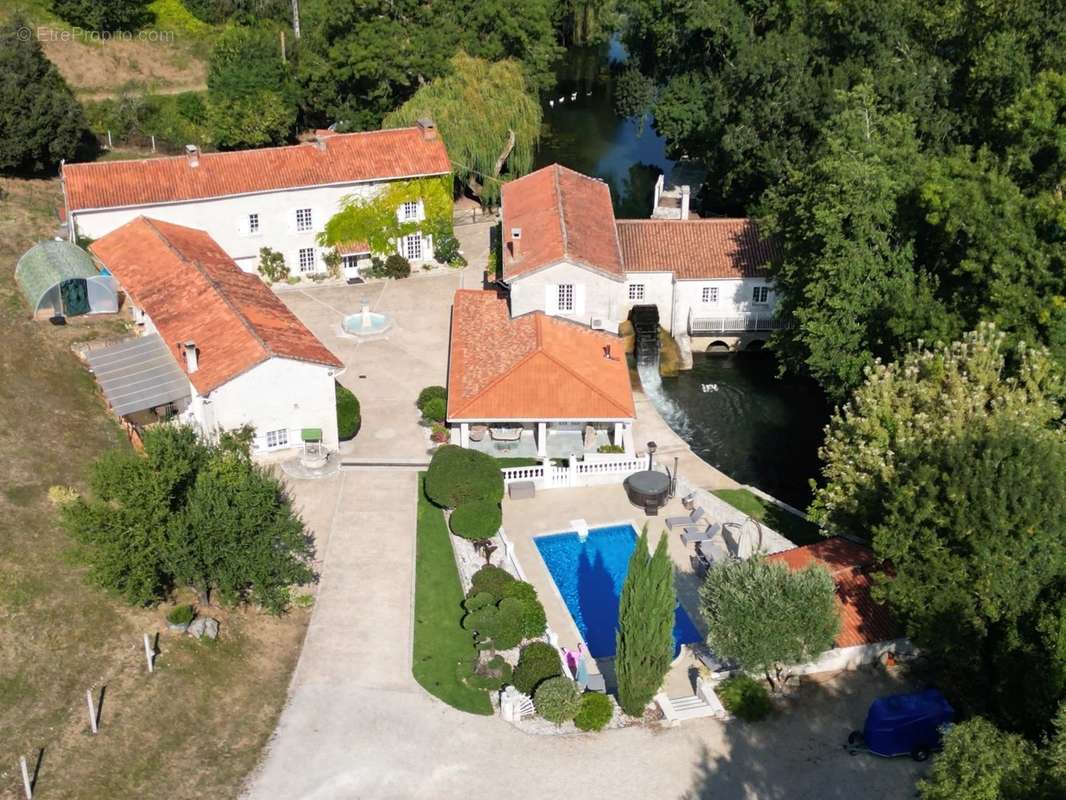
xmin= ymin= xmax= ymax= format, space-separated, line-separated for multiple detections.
xmin=412 ymin=475 xmax=493 ymax=715
xmin=494 ymin=456 xmax=541 ymax=468
xmin=712 ymin=489 xmax=824 ymax=546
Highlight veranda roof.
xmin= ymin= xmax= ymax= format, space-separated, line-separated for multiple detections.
xmin=15 ymin=240 xmax=100 ymax=313
xmin=84 ymin=334 xmax=191 ymax=417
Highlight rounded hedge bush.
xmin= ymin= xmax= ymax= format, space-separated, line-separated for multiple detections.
xmin=574 ymin=692 xmax=614 ymax=732
xmin=425 ymin=445 xmax=504 ymax=508
xmin=500 ymin=581 xmax=547 ymax=638
xmin=421 ymin=396 xmax=446 ymax=423
xmin=513 ymin=641 xmax=562 ymax=695
xmin=336 ymin=384 xmax=361 ymax=440
xmin=166 ymin=604 xmax=195 ymax=626
xmin=534 ymin=676 xmax=582 ymax=724
xmin=384 ymin=253 xmax=411 ymax=278
xmin=449 ymin=501 xmax=502 ymax=540
xmin=717 ymin=674 xmax=772 ymax=722
xmin=417 ymin=385 xmax=447 ymax=412
xmin=470 ymin=564 xmax=515 ymax=597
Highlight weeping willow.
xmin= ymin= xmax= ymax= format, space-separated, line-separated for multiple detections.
xmin=382 ymin=53 xmax=542 ymax=206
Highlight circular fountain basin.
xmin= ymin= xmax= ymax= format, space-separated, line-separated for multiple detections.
xmin=341 ymin=312 xmax=393 ymax=338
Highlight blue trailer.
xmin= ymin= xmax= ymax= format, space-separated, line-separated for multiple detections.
xmin=846 ymin=689 xmax=955 ymax=761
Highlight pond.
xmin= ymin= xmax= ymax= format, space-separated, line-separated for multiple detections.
xmin=638 ymin=354 xmax=830 ymax=510
xmin=534 ymin=38 xmax=674 ymax=218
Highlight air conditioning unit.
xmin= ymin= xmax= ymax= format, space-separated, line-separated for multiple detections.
xmin=591 ymin=318 xmax=605 ymax=329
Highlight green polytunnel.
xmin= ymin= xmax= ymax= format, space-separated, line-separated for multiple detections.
xmin=15 ymin=240 xmax=118 ymax=318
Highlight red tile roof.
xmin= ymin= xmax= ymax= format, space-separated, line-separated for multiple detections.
xmin=767 ymin=538 xmax=900 ymax=648
xmin=447 ymin=290 xmax=635 ymax=421
xmin=90 ymin=218 xmax=342 ymax=394
xmin=501 ymin=164 xmax=624 ymax=281
xmin=616 ymin=219 xmax=781 ymax=279
xmin=64 ymin=128 xmax=451 ymax=212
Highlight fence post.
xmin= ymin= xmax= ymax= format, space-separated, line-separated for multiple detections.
xmin=20 ymin=755 xmax=32 ymax=799
xmin=106 ymin=130 xmax=112 ymax=150
xmin=86 ymin=689 xmax=98 ymax=734
xmin=143 ymin=633 xmax=154 ymax=673
xmin=150 ymin=134 xmax=156 ymax=153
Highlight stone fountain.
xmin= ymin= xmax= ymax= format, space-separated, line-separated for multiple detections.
xmin=341 ymin=299 xmax=393 ymax=339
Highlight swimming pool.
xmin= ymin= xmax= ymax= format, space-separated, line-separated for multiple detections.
xmin=534 ymin=524 xmax=703 ymax=659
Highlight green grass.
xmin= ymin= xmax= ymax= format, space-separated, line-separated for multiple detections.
xmin=412 ymin=475 xmax=493 ymax=715
xmin=713 ymin=489 xmax=824 ymax=546
xmin=495 ymin=457 xmax=541 ymax=468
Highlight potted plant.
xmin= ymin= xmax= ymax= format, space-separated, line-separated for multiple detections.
xmin=166 ymin=604 xmax=196 ymax=633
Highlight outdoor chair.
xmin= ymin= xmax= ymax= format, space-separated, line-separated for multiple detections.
xmin=585 ymin=673 xmax=607 ymax=693
xmin=681 ymin=522 xmax=718 ymax=545
xmin=665 ymin=506 xmax=705 ymax=530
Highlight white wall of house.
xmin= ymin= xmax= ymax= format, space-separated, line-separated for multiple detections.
xmin=670 ymin=277 xmax=779 ymax=336
xmin=181 ymin=357 xmax=340 ymax=455
xmin=619 ymin=271 xmax=674 ymax=331
xmin=508 ymin=261 xmax=625 ymax=326
xmin=71 ymin=180 xmax=437 ymax=275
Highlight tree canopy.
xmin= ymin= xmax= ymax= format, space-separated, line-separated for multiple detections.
xmin=699 ymin=555 xmax=840 ymax=691
xmin=0 ymin=16 xmax=88 ymax=175
xmin=60 ymin=425 xmax=314 ymax=614
xmin=382 ymin=53 xmax=541 ymax=204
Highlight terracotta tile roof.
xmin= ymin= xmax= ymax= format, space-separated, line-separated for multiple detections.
xmin=90 ymin=218 xmax=342 ymax=394
xmin=447 ymin=290 xmax=635 ymax=421
xmin=616 ymin=219 xmax=781 ymax=279
xmin=336 ymin=241 xmax=370 ymax=255
xmin=767 ymin=538 xmax=901 ymax=648
xmin=501 ymin=164 xmax=624 ymax=281
xmin=64 ymin=128 xmax=451 ymax=212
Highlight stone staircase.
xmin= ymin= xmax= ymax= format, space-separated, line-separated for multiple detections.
xmin=656 ymin=678 xmax=729 ymax=724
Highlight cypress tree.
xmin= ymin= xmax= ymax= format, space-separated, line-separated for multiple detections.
xmin=0 ymin=15 xmax=87 ymax=174
xmin=616 ymin=528 xmax=676 ymax=717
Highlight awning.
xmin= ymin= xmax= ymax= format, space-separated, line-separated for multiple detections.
xmin=301 ymin=428 xmax=323 ymax=441
xmin=85 ymin=334 xmax=191 ymax=416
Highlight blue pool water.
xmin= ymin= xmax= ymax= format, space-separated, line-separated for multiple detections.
xmin=534 ymin=524 xmax=702 ymax=659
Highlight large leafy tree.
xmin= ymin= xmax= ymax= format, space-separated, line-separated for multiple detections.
xmin=762 ymin=85 xmax=949 ymax=400
xmin=918 ymin=717 xmax=1042 ymax=800
xmin=699 ymin=555 xmax=840 ymax=692
xmin=207 ymin=25 xmax=297 ymax=148
xmin=60 ymin=426 xmax=314 ymax=614
xmin=615 ymin=528 xmax=675 ymax=716
xmin=50 ymin=0 xmax=152 ymax=32
xmin=382 ymin=53 xmax=541 ymax=204
xmin=0 ymin=16 xmax=88 ymax=175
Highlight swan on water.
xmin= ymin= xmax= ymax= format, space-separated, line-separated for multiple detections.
xmin=701 ymin=383 xmax=719 ymax=393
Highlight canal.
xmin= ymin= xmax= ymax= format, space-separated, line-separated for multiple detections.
xmin=535 ymin=40 xmax=829 ymax=508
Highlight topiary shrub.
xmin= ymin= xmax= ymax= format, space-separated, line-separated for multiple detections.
xmin=534 ymin=676 xmax=582 ymax=724
xmin=166 ymin=604 xmax=195 ymax=626
xmin=463 ymin=591 xmax=496 ymax=612
xmin=336 ymin=383 xmax=361 ymax=440
xmin=464 ymin=654 xmax=513 ymax=690
xmin=717 ymin=674 xmax=772 ymax=721
xmin=417 ymin=385 xmax=447 ymax=413
xmin=499 ymin=580 xmax=547 ymax=638
xmin=424 ymin=445 xmax=504 ymax=508
xmin=461 ymin=596 xmax=523 ymax=650
xmin=384 ymin=253 xmax=411 ymax=278
xmin=574 ymin=691 xmax=614 ymax=732
xmin=470 ymin=564 xmax=515 ymax=597
xmin=421 ymin=396 xmax=446 ymax=423
xmin=513 ymin=641 xmax=562 ymax=695
xmin=449 ymin=501 xmax=502 ymax=540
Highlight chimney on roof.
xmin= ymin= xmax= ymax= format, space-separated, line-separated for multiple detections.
xmin=510 ymin=227 xmax=521 ymax=260
xmin=415 ymin=118 xmax=437 ymax=141
xmin=182 ymin=341 xmax=199 ymax=373
xmin=680 ymin=185 xmax=690 ymax=220
xmin=185 ymin=144 xmax=200 ymax=168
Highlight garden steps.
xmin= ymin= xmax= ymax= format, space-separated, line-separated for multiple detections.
xmin=339 ymin=458 xmax=431 ymax=470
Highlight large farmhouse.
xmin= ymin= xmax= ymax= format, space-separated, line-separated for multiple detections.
xmin=88 ymin=218 xmax=344 ymax=456
xmin=63 ymin=123 xmax=451 ymax=279
xmin=499 ymin=163 xmax=784 ymax=353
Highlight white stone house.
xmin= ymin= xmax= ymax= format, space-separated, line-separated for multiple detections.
xmin=88 ymin=217 xmax=344 ymax=456
xmin=62 ymin=123 xmax=451 ymax=279
xmin=499 ymin=164 xmax=784 ymax=354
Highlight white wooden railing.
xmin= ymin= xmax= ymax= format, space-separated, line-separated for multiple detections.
xmin=501 ymin=456 xmax=651 ymax=490
xmin=688 ymin=312 xmax=792 ymax=334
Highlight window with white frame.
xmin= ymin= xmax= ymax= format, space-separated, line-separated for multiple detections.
xmin=400 ymin=200 xmax=419 ymax=221
xmin=404 ymin=234 xmax=423 ymax=260
xmin=265 ymin=428 xmax=288 ymax=449
xmin=702 ymin=286 xmax=719 ymax=303
xmin=558 ymin=283 xmax=574 ymax=312
xmin=752 ymin=285 xmax=770 ymax=304
xmin=248 ymin=213 xmax=260 ymax=235
xmin=628 ymin=284 xmax=645 ymax=301
xmin=295 ymin=208 xmax=313 ymax=232
xmin=298 ymin=247 xmax=316 ymax=273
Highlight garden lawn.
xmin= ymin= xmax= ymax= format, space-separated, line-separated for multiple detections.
xmin=713 ymin=489 xmax=824 ymax=546
xmin=413 ymin=475 xmax=493 ymax=715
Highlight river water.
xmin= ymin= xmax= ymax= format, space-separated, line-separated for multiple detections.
xmin=537 ymin=40 xmax=829 ymax=508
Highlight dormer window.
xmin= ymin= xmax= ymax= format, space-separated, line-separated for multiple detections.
xmin=558 ymin=284 xmax=574 ymax=312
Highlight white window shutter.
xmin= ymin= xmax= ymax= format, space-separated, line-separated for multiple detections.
xmin=574 ymin=284 xmax=586 ymax=316
xmin=396 ymin=204 xmax=404 ymax=224
xmin=311 ymin=207 xmax=320 ymax=232
xmin=424 ymin=234 xmax=433 ymax=258
xmin=545 ymin=284 xmax=559 ymax=314
xmin=237 ymin=216 xmax=248 ymax=237
xmin=397 ymin=236 xmax=404 ymax=256
xmin=288 ymin=209 xmax=297 ymax=234
xmin=418 ymin=199 xmax=426 ymax=221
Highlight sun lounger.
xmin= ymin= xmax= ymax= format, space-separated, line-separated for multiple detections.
xmin=681 ymin=523 xmax=713 ymax=544
xmin=585 ymin=673 xmax=607 ymax=693
xmin=666 ymin=506 xmax=705 ymax=530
